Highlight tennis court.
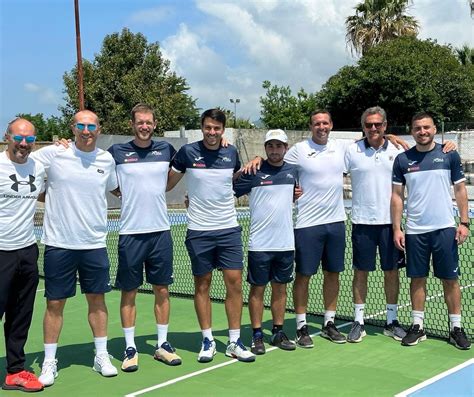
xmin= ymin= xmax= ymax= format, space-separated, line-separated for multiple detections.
xmin=1 ymin=207 xmax=472 ymax=396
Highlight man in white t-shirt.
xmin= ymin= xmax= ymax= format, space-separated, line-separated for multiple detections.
xmin=35 ymin=110 xmax=119 ymax=386
xmin=0 ymin=119 xmax=45 ymax=392
xmin=108 ymin=104 xmax=181 ymax=371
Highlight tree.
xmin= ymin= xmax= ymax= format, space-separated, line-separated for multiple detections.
xmin=455 ymin=44 xmax=474 ymax=66
xmin=316 ymin=37 xmax=474 ymax=127
xmin=15 ymin=113 xmax=70 ymax=141
xmin=346 ymin=0 xmax=419 ymax=56
xmin=62 ymin=28 xmax=200 ymax=135
xmin=259 ymin=81 xmax=317 ymax=129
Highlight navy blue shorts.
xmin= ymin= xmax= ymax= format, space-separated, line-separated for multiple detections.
xmin=185 ymin=226 xmax=243 ymax=276
xmin=44 ymin=246 xmax=111 ymax=300
xmin=116 ymin=230 xmax=174 ymax=291
xmin=294 ymin=222 xmax=345 ymax=275
xmin=405 ymin=228 xmax=459 ymax=280
xmin=352 ymin=224 xmax=405 ymax=271
xmin=247 ymin=250 xmax=294 ymax=286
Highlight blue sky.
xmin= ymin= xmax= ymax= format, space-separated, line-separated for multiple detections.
xmin=1 ymin=0 xmax=472 ymax=131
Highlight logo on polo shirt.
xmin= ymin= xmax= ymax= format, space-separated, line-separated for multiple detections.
xmin=408 ymin=160 xmax=417 ymax=166
xmin=194 ymin=156 xmax=204 ymax=161
xmin=97 ymin=169 xmax=104 ymax=174
xmin=125 ymin=151 xmax=136 ymax=157
xmin=260 ymin=174 xmax=270 ymax=180
xmin=220 ymin=156 xmax=232 ymax=162
xmin=433 ymin=158 xmax=444 ymax=163
xmin=9 ymin=174 xmax=37 ymax=193
xmin=307 ymin=151 xmax=317 ymax=158
xmin=152 ymin=151 xmax=162 ymax=156
xmin=286 ymin=173 xmax=294 ymax=179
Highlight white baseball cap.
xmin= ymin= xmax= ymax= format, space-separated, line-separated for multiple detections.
xmin=264 ymin=129 xmax=288 ymax=144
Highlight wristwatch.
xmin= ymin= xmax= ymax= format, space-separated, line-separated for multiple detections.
xmin=460 ymin=221 xmax=470 ymax=228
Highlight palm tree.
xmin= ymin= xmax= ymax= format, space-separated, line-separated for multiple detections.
xmin=346 ymin=0 xmax=419 ymax=56
xmin=455 ymin=44 xmax=474 ymax=66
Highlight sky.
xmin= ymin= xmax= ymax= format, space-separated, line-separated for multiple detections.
xmin=0 ymin=0 xmax=472 ymax=131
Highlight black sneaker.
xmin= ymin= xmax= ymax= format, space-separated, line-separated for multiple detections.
xmin=270 ymin=330 xmax=296 ymax=351
xmin=321 ymin=321 xmax=346 ymax=344
xmin=449 ymin=327 xmax=471 ymax=350
xmin=251 ymin=332 xmax=266 ymax=355
xmin=346 ymin=321 xmax=366 ymax=343
xmin=295 ymin=325 xmax=314 ymax=348
xmin=383 ymin=320 xmax=407 ymax=341
xmin=401 ymin=324 xmax=427 ymax=346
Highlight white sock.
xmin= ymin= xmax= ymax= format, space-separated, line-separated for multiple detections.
xmin=324 ymin=311 xmax=336 ymax=326
xmin=386 ymin=304 xmax=398 ymax=324
xmin=201 ymin=328 xmax=213 ymax=341
xmin=412 ymin=311 xmax=424 ymax=328
xmin=229 ymin=329 xmax=240 ymax=343
xmin=44 ymin=343 xmax=58 ymax=361
xmin=157 ymin=323 xmax=168 ymax=347
xmin=354 ymin=304 xmax=365 ymax=324
xmin=123 ymin=326 xmax=136 ymax=349
xmin=448 ymin=314 xmax=461 ymax=330
xmin=94 ymin=336 xmax=108 ymax=355
xmin=296 ymin=313 xmax=307 ymax=330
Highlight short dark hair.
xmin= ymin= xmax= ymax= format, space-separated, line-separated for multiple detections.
xmin=309 ymin=109 xmax=332 ymax=125
xmin=131 ymin=103 xmax=155 ymax=122
xmin=201 ymin=108 xmax=226 ymax=128
xmin=411 ymin=111 xmax=434 ymax=127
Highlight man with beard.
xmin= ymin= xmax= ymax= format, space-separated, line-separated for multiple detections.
xmin=167 ymin=108 xmax=255 ymax=363
xmin=1 ymin=118 xmax=45 ymax=392
xmin=107 ymin=103 xmax=181 ymax=371
xmin=391 ymin=112 xmax=470 ymax=350
xmin=233 ymin=129 xmax=298 ymax=355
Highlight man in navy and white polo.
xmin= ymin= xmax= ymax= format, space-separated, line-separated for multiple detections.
xmin=344 ymin=106 xmax=406 ymax=343
xmin=234 ymin=129 xmax=298 ymax=355
xmin=391 ymin=112 xmax=470 ymax=350
xmin=108 ymin=104 xmax=181 ymax=371
xmin=167 ymin=108 xmax=255 ymax=363
xmin=34 ymin=110 xmax=119 ymax=386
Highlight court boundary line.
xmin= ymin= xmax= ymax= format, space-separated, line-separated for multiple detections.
xmin=125 ymin=321 xmax=353 ymax=397
xmin=394 ymin=358 xmax=473 ymax=397
xmin=126 ymin=284 xmax=473 ymax=396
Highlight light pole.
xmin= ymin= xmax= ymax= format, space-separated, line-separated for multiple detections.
xmin=229 ymin=98 xmax=240 ymax=128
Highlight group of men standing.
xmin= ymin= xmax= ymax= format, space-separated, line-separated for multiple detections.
xmin=0 ymin=104 xmax=470 ymax=392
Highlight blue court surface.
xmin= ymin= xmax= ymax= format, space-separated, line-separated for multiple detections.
xmin=395 ymin=359 xmax=473 ymax=397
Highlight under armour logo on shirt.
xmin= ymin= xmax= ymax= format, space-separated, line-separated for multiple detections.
xmin=9 ymin=174 xmax=37 ymax=193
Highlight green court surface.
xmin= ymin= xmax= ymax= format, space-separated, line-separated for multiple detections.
xmin=1 ymin=280 xmax=472 ymax=396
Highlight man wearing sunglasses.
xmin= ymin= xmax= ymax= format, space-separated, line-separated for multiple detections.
xmin=0 ymin=118 xmax=45 ymax=392
xmin=31 ymin=110 xmax=119 ymax=386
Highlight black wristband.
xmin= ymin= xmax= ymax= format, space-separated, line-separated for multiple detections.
xmin=460 ymin=222 xmax=470 ymax=228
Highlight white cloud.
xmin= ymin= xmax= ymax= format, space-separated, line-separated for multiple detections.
xmin=24 ymin=83 xmax=60 ymax=105
xmin=128 ymin=6 xmax=173 ymax=25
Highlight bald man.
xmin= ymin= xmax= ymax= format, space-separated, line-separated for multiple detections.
xmin=32 ymin=110 xmax=119 ymax=386
xmin=1 ymin=119 xmax=45 ymax=392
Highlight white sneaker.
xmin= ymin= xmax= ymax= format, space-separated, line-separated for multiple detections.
xmin=225 ymin=338 xmax=255 ymax=362
xmin=39 ymin=359 xmax=58 ymax=386
xmin=197 ymin=337 xmax=217 ymax=363
xmin=93 ymin=353 xmax=118 ymax=377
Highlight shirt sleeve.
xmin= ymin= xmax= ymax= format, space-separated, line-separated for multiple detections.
xmin=449 ymin=150 xmax=466 ymax=184
xmin=233 ymin=172 xmax=254 ymax=198
xmin=30 ymin=145 xmax=63 ymax=171
xmin=284 ymin=145 xmax=298 ymax=165
xmin=234 ymin=149 xmax=242 ymax=174
xmin=171 ymin=147 xmax=187 ymax=173
xmin=392 ymin=154 xmax=405 ymax=185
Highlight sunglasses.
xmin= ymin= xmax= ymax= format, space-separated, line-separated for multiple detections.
xmin=75 ymin=123 xmax=97 ymax=131
xmin=12 ymin=135 xmax=37 ymax=143
xmin=364 ymin=122 xmax=385 ymax=129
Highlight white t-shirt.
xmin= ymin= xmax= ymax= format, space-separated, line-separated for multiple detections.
xmin=285 ymin=138 xmax=349 ymax=229
xmin=32 ymin=144 xmax=118 ymax=249
xmin=0 ymin=151 xmax=46 ymax=250
xmin=345 ymin=138 xmax=404 ymax=224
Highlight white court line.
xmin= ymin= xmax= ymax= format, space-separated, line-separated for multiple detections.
xmin=126 ymin=321 xmax=353 ymax=397
xmin=126 ymin=283 xmax=474 ymax=396
xmin=394 ymin=358 xmax=474 ymax=397
xmin=36 ymin=288 xmax=45 ymax=293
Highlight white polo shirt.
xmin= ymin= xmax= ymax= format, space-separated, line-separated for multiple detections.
xmin=285 ymin=138 xmax=349 ymax=229
xmin=345 ymin=138 xmax=404 ymax=224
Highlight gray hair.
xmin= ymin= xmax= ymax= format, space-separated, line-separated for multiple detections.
xmin=360 ymin=106 xmax=387 ymax=128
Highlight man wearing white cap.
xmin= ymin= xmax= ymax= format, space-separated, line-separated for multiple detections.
xmin=234 ymin=129 xmax=298 ymax=355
